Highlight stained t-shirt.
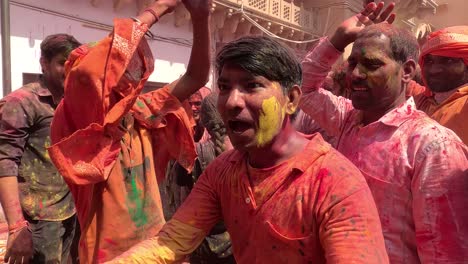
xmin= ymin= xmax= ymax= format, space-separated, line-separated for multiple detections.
xmin=110 ymin=134 xmax=389 ymax=264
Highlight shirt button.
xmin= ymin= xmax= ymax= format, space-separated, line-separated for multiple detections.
xmin=245 ymin=197 xmax=251 ymax=204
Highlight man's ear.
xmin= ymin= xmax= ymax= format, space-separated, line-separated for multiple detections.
xmin=402 ymin=59 xmax=417 ymax=84
xmin=39 ymin=57 xmax=47 ymax=74
xmin=285 ymin=85 xmax=302 ymax=115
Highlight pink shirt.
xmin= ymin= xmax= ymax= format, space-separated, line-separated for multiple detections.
xmin=300 ymin=38 xmax=468 ymax=264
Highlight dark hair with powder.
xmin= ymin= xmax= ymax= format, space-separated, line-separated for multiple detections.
xmin=215 ymin=36 xmax=302 ymax=93
xmin=40 ymin=34 xmax=81 ymax=62
xmin=357 ymin=23 xmax=419 ymax=64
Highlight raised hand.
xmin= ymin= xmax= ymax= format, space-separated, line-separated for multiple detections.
xmin=330 ymin=1 xmax=396 ymax=51
xmin=155 ymin=0 xmax=180 ymax=14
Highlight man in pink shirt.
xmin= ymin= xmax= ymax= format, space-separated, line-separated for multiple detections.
xmin=107 ymin=32 xmax=388 ymax=263
xmin=300 ymin=2 xmax=468 ymax=263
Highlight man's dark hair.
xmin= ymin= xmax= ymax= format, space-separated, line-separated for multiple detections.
xmin=40 ymin=34 xmax=81 ymax=61
xmin=357 ymin=23 xmax=419 ymax=64
xmin=215 ymin=36 xmax=302 ymax=93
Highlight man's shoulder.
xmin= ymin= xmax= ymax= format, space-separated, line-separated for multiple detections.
xmin=206 ymin=149 xmax=242 ymax=168
xmin=299 ymin=135 xmax=368 ymax=188
xmin=400 ymin=112 xmax=465 ymax=159
xmin=320 ymin=147 xmax=368 ymax=184
xmin=1 ymin=83 xmax=38 ymax=100
xmin=0 ymin=84 xmax=41 ymax=110
xmin=404 ymin=112 xmax=461 ymax=141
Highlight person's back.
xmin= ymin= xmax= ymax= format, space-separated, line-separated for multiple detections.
xmin=299 ymin=2 xmax=468 ymax=263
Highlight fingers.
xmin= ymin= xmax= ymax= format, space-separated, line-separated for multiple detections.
xmin=4 ymin=249 xmax=10 ymax=263
xmin=368 ymin=2 xmax=384 ymax=20
xmin=386 ymin=13 xmax=396 ymax=24
xmin=363 ymin=0 xmax=374 ymax=8
xmin=361 ymin=2 xmax=377 ymax=17
xmin=378 ymin=2 xmax=396 ymax=22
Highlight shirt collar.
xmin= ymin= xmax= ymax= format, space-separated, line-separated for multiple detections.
xmin=30 ymin=76 xmax=52 ymax=97
xmin=227 ymin=133 xmax=331 ymax=173
xmin=378 ymin=97 xmax=418 ymax=127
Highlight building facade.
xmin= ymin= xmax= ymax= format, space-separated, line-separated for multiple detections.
xmin=0 ymin=0 xmax=443 ymax=98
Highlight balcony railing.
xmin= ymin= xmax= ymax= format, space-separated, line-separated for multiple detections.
xmin=217 ymin=0 xmax=314 ymax=31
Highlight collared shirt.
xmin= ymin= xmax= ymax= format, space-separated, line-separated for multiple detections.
xmin=0 ymin=81 xmax=75 ymax=221
xmin=47 ymin=19 xmax=197 ymax=263
xmin=110 ymin=134 xmax=389 ymax=264
xmin=300 ymin=38 xmax=468 ymax=264
xmin=415 ymin=84 xmax=468 ymax=144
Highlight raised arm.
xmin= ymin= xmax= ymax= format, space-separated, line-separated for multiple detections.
xmin=168 ymin=0 xmax=212 ymax=102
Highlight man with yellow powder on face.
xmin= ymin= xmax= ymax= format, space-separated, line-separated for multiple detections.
xmin=108 ymin=36 xmax=389 ymax=263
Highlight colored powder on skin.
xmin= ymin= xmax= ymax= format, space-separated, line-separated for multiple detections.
xmin=128 ymin=172 xmax=148 ymax=227
xmin=255 ymin=96 xmax=285 ymax=147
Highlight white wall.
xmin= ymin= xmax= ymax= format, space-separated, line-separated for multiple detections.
xmin=1 ymin=0 xmax=197 ymax=98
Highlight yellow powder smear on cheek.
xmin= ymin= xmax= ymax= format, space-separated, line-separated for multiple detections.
xmin=255 ymin=96 xmax=285 ymax=147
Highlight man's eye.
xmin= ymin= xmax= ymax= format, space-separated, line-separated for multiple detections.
xmin=367 ymin=63 xmax=381 ymax=69
xmin=347 ymin=60 xmax=357 ymax=69
xmin=218 ymin=84 xmax=229 ymax=91
xmin=425 ymin=58 xmax=434 ymax=64
xmin=247 ymin=82 xmax=263 ymax=89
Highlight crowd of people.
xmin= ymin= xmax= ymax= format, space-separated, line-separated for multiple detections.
xmin=0 ymin=0 xmax=466 ymax=263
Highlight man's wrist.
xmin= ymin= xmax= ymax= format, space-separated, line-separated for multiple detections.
xmin=8 ymin=219 xmax=29 ymax=235
xmin=147 ymin=2 xmax=173 ymax=17
xmin=329 ymin=32 xmax=348 ymax=52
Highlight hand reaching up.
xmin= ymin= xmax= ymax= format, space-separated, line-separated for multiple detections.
xmin=182 ymin=0 xmax=212 ymax=19
xmin=330 ymin=1 xmax=396 ymax=51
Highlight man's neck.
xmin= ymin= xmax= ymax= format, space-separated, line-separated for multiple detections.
xmin=247 ymin=120 xmax=308 ymax=169
xmin=434 ymin=88 xmax=461 ymax=104
xmin=361 ymin=95 xmax=407 ymax=125
xmin=42 ymin=80 xmax=63 ymax=105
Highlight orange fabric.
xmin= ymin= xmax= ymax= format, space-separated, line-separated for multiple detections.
xmin=110 ymin=134 xmax=389 ymax=264
xmin=406 ymin=80 xmax=427 ymax=98
xmin=48 ymin=19 xmax=196 ymax=263
xmin=417 ymin=26 xmax=468 ymax=144
xmin=419 ymin=26 xmax=468 ymax=69
xmin=429 ymin=85 xmax=468 ymax=144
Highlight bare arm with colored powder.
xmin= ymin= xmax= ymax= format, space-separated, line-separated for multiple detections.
xmin=168 ymin=0 xmax=212 ymax=102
